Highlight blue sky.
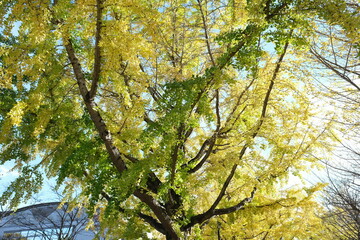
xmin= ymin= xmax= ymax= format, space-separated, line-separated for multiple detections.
xmin=0 ymin=160 xmax=61 ymax=208
xmin=0 ymin=21 xmax=62 ymax=208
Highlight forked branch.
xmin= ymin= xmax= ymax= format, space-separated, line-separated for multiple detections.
xmin=65 ymin=38 xmax=126 ymax=172
xmin=181 ymin=187 xmax=257 ymax=231
xmin=182 ymin=37 xmax=291 ymax=232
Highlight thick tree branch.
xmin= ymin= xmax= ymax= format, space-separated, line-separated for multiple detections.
xmin=65 ymin=39 xmax=126 ymax=173
xmin=187 ymin=136 xmax=216 ymax=173
xmin=133 ymin=189 xmax=180 ymax=239
xmin=185 ymin=138 xmax=211 ymax=167
xmin=213 ymin=163 xmax=240 ymax=210
xmin=138 ymin=213 xmax=167 ymax=235
xmin=122 ymin=154 xmax=162 ymax=194
xmin=65 ymin=38 xmax=179 ymax=239
xmin=89 ymin=0 xmax=103 ymax=99
xmin=83 ymin=170 xmax=167 ymax=235
xmin=148 ymin=86 xmax=162 ymax=103
xmin=100 ymin=187 xmax=167 ymax=235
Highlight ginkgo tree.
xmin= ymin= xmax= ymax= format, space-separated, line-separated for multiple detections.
xmin=0 ymin=0 xmax=358 ymax=239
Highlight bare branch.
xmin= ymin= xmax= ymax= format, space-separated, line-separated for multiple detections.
xmin=310 ymin=48 xmax=360 ymax=91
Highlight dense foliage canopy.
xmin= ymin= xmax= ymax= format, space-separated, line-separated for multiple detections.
xmin=0 ymin=0 xmax=359 ymax=239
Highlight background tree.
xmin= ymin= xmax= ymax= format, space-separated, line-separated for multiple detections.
xmin=0 ymin=186 xmax=98 ymax=240
xmin=322 ymin=163 xmax=360 ymax=239
xmin=1 ymin=202 xmax=90 ymax=240
xmin=0 ymin=0 xmax=358 ymax=238
xmin=308 ymin=4 xmax=360 ymax=239
xmin=11 ymin=203 xmax=90 ymax=240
